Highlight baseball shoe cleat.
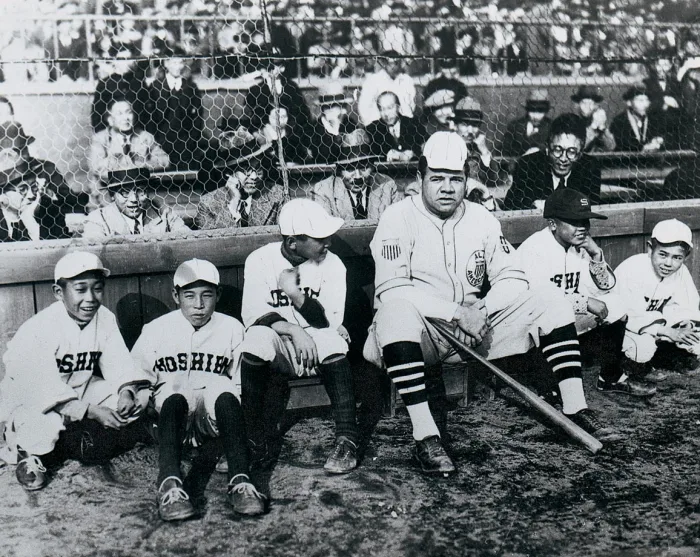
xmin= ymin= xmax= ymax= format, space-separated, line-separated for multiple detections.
xmin=413 ymin=435 xmax=456 ymax=476
xmin=597 ymin=377 xmax=656 ymax=397
xmin=158 ymin=476 xmax=196 ymax=522
xmin=16 ymin=455 xmax=47 ymax=491
xmin=567 ymin=409 xmax=623 ymax=443
xmin=227 ymin=474 xmax=267 ymax=516
xmin=324 ymin=437 xmax=358 ymax=475
xmin=215 ymin=455 xmax=228 ymax=474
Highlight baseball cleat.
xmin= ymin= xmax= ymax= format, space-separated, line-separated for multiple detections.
xmin=228 ymin=474 xmax=267 ymax=516
xmin=597 ymin=377 xmax=656 ymax=397
xmin=16 ymin=455 xmax=47 ymax=491
xmin=158 ymin=476 xmax=196 ymax=522
xmin=323 ymin=437 xmax=358 ymax=474
xmin=567 ymin=409 xmax=623 ymax=443
xmin=413 ymin=435 xmax=456 ymax=476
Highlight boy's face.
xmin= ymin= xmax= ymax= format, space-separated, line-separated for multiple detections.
xmin=173 ymin=282 xmax=221 ymax=328
xmin=53 ymin=272 xmax=105 ymax=325
xmin=650 ymin=243 xmax=688 ymax=280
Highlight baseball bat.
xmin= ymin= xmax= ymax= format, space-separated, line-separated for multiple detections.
xmin=428 ymin=318 xmax=603 ymax=455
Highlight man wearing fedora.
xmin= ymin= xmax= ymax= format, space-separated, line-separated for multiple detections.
xmin=254 ymin=106 xmax=311 ymax=165
xmin=611 ymin=85 xmax=671 ymax=152
xmin=571 ymin=86 xmax=616 ymax=152
xmin=195 ymin=140 xmax=285 ymax=230
xmin=500 ymin=89 xmax=552 ymax=158
xmin=310 ymin=83 xmax=358 ymax=164
xmin=310 ymin=129 xmax=402 ymax=222
xmin=0 ymin=121 xmax=82 ymax=241
xmin=83 ymin=167 xmax=188 ymax=238
xmin=365 ymin=90 xmax=425 ymax=162
xmin=422 ymin=89 xmax=456 ymax=137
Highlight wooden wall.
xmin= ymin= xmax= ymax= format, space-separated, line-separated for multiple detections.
xmin=1 ymin=199 xmax=700 ymax=384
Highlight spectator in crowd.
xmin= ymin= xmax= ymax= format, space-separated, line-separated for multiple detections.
xmin=90 ymin=98 xmax=170 ymax=193
xmin=83 ymin=168 xmax=188 ymax=238
xmin=379 ymin=2 xmax=416 ymax=57
xmin=195 ymin=140 xmax=284 ymax=230
xmin=0 ymin=96 xmax=15 ymax=123
xmin=311 ymin=129 xmax=402 ymax=221
xmin=0 ymin=122 xmax=83 ymax=241
xmin=571 ymin=86 xmax=616 ymax=152
xmin=610 ymin=85 xmax=668 ymax=152
xmin=365 ymin=90 xmax=425 ymax=162
xmin=456 ymin=28 xmax=479 ymax=77
xmin=423 ymin=58 xmax=469 ymax=102
xmin=678 ymin=56 xmax=700 ymax=151
xmin=357 ymin=51 xmax=416 ymax=126
xmin=422 ymin=89 xmax=456 ymax=136
xmin=644 ymin=48 xmax=683 ymax=148
xmin=91 ymin=43 xmax=148 ymax=133
xmin=503 ymin=113 xmax=602 ymax=211
xmin=254 ymin=106 xmax=310 ymax=165
xmin=310 ymin=84 xmax=358 ymax=164
xmin=53 ymin=2 xmax=88 ymax=81
xmin=497 ymin=31 xmax=529 ymax=76
xmin=145 ymin=46 xmax=207 ymax=170
xmin=474 ymin=27 xmax=499 ymax=77
xmin=500 ymin=89 xmax=552 ymax=157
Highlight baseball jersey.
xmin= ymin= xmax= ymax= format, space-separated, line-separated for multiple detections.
xmin=131 ymin=310 xmax=244 ymax=396
xmin=242 ymin=241 xmax=346 ymax=330
xmin=615 ymin=253 xmax=700 ymax=332
xmin=0 ymin=301 xmax=151 ymax=422
xmin=517 ymin=227 xmax=614 ymax=314
xmin=371 ymin=196 xmax=526 ymax=320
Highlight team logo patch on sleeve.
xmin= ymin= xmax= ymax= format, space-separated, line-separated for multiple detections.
xmin=381 ymin=239 xmax=402 ymax=260
xmin=466 ymin=250 xmax=486 ymax=287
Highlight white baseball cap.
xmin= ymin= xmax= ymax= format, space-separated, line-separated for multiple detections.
xmin=54 ymin=251 xmax=111 ymax=282
xmin=278 ymin=198 xmax=345 ymax=238
xmin=173 ymin=258 xmax=220 ymax=288
xmin=422 ymin=131 xmax=468 ymax=172
xmin=652 ymin=219 xmax=693 ymax=248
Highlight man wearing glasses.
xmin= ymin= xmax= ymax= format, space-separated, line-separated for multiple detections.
xmin=502 ymin=113 xmax=602 ymax=211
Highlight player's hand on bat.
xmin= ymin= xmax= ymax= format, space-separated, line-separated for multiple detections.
xmin=116 ymin=388 xmax=136 ymax=419
xmin=587 ymin=298 xmax=608 ymax=322
xmin=87 ymin=404 xmax=127 ymax=430
xmin=454 ymin=305 xmax=490 ymax=347
xmin=288 ymin=325 xmax=319 ymax=376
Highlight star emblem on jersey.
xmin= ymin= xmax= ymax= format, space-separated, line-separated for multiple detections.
xmin=381 ymin=239 xmax=401 ymax=260
xmin=466 ymin=250 xmax=486 ymax=287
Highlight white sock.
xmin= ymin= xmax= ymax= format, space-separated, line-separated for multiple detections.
xmin=559 ymin=377 xmax=588 ymax=415
xmin=406 ymin=402 xmax=441 ymax=441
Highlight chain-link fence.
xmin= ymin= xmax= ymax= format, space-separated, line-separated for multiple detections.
xmin=0 ymin=4 xmax=699 ymax=241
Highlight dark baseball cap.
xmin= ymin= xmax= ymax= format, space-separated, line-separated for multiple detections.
xmin=543 ymin=188 xmax=607 ymax=221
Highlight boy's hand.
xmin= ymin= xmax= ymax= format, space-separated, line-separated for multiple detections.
xmin=87 ymin=404 xmax=127 ymax=429
xmin=287 ymin=325 xmax=319 ymax=376
xmin=587 ymin=298 xmax=608 ymax=322
xmin=278 ymin=268 xmax=305 ymax=307
xmin=659 ymin=327 xmax=700 ymax=346
xmin=578 ymin=234 xmax=603 ymax=261
xmin=117 ymin=389 xmax=136 ymax=419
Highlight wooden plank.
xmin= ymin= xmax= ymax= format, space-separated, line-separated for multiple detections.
xmin=35 ymin=282 xmax=57 ymax=312
xmin=217 ymin=267 xmax=244 ymax=320
xmin=139 ymin=273 xmax=177 ymax=326
xmin=287 ymin=378 xmax=331 ymax=410
xmin=598 ymin=235 xmax=647 ymax=270
xmin=0 ymin=285 xmax=37 ymax=383
xmin=644 ymin=202 xmax=700 ymax=232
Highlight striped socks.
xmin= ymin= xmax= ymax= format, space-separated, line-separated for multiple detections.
xmin=540 ymin=324 xmax=587 ymax=415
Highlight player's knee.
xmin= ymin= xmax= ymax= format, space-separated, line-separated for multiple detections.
xmin=241 ymin=326 xmax=279 ymax=362
xmin=624 ymin=335 xmax=656 ymax=363
xmin=161 ymin=393 xmax=189 ymax=416
xmin=374 ymin=299 xmax=424 ymax=345
xmin=214 ymin=391 xmax=239 ymax=413
xmin=532 ymin=285 xmax=576 ymax=324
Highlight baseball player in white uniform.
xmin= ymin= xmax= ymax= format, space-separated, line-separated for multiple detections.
xmin=240 ymin=198 xmax=359 ymax=475
xmin=0 ymin=252 xmax=152 ymax=491
xmin=131 ymin=259 xmax=266 ymax=521
xmin=615 ymin=219 xmax=700 ymax=370
xmin=517 ymin=188 xmax=656 ymax=398
xmin=363 ymin=132 xmax=619 ymax=476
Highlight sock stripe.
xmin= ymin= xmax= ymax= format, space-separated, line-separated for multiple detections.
xmin=397 ymin=384 xmax=426 ymax=395
xmin=545 ymin=350 xmax=581 ymax=361
xmin=388 ymin=366 xmax=424 ymax=380
xmin=552 ymin=361 xmax=582 ymax=372
xmin=387 ymin=362 xmax=423 ymax=373
xmin=542 ymin=340 xmax=579 ymax=353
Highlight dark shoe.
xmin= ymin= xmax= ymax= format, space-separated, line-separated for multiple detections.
xmin=158 ymin=476 xmax=196 ymax=522
xmin=16 ymin=455 xmax=47 ymax=491
xmin=323 ymin=437 xmax=358 ymax=474
xmin=215 ymin=455 xmax=228 ymax=474
xmin=413 ymin=435 xmax=456 ymax=476
xmin=597 ymin=377 xmax=656 ymax=397
xmin=228 ymin=474 xmax=267 ymax=516
xmin=644 ymin=368 xmax=668 ymax=383
xmin=568 ymin=409 xmax=623 ymax=442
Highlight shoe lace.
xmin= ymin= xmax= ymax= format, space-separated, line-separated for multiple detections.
xmin=228 ymin=475 xmax=266 ymax=500
xmin=423 ymin=436 xmax=447 ymax=459
xmin=161 ymin=486 xmax=190 ymax=507
xmin=330 ymin=439 xmax=356 ymax=460
xmin=23 ymin=455 xmax=46 ymax=475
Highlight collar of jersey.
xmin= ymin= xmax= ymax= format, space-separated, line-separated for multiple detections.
xmin=412 ymin=194 xmax=465 ymax=226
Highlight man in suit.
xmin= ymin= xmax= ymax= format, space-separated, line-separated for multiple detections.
xmin=503 ymin=113 xmax=602 ymax=211
xmin=611 ymin=85 xmax=670 ymax=152
xmin=310 ymin=83 xmax=358 ymax=164
xmin=365 ymin=91 xmax=425 ymax=162
xmin=571 ymin=85 xmax=616 ymax=153
xmin=311 ymin=129 xmax=402 ymax=221
xmin=500 ymin=89 xmax=552 ymax=157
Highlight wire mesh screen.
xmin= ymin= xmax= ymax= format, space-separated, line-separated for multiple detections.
xmin=0 ymin=2 xmax=699 ymax=241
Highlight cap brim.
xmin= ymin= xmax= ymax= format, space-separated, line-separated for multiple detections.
xmin=308 ymin=215 xmax=345 ymax=238
xmin=318 ymin=97 xmax=353 ymax=106
xmin=104 ymin=178 xmax=151 ymax=190
xmin=546 ymin=210 xmax=608 ymax=220
xmin=214 ymin=142 xmax=273 ymax=170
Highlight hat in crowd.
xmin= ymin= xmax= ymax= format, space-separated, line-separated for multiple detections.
xmin=677 ymin=56 xmax=700 ymax=82
xmin=424 ymin=89 xmax=456 ymax=110
xmin=571 ymin=85 xmax=604 ymax=103
xmin=214 ymin=133 xmax=274 ymax=170
xmin=278 ymin=198 xmax=345 ymax=238
xmin=651 ymin=218 xmax=693 ymax=248
xmin=623 ymin=84 xmax=649 ymax=101
xmin=54 ymin=251 xmax=111 ymax=283
xmin=336 ymin=129 xmax=380 ymax=166
xmin=543 ymin=188 xmax=607 ymax=221
xmin=317 ymin=83 xmax=352 ymax=107
xmin=104 ymin=167 xmax=151 ymax=190
xmin=0 ymin=122 xmax=34 ymax=152
xmin=525 ymin=89 xmax=550 ymax=112
xmin=423 ymin=131 xmax=468 ymax=171
xmin=454 ymin=97 xmax=483 ymax=125
xmin=0 ymin=158 xmax=43 ymax=190
xmin=173 ymin=258 xmax=220 ymax=288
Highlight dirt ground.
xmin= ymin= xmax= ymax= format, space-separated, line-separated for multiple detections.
xmin=1 ymin=361 xmax=699 ymax=557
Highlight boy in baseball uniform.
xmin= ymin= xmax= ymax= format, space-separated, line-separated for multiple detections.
xmin=240 ymin=198 xmax=359 ymax=475
xmin=615 ymin=219 xmax=700 ymax=372
xmin=131 ymin=259 xmax=265 ymax=521
xmin=517 ymin=188 xmax=656 ymax=398
xmin=364 ymin=132 xmax=619 ymax=476
xmin=0 ymin=251 xmax=152 ymax=490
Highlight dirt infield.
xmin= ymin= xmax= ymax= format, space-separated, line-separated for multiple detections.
xmin=2 ymin=362 xmax=699 ymax=557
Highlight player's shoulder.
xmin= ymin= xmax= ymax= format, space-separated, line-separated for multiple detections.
xmin=211 ymin=311 xmax=245 ymax=331
xmin=378 ymin=196 xmax=414 ymax=221
xmin=616 ymin=253 xmax=647 ymax=271
xmin=247 ymin=241 xmax=282 ymax=262
xmin=517 ymin=226 xmax=549 ymax=250
xmin=321 ymin=250 xmax=345 ymax=270
xmin=463 ymin=201 xmax=500 ymax=228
